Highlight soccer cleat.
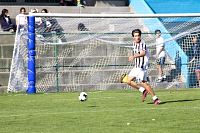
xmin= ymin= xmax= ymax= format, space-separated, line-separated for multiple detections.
xmin=142 ymin=90 xmax=148 ymax=102
xmin=120 ymin=74 xmax=128 ymax=83
xmin=153 ymin=98 xmax=161 ymax=105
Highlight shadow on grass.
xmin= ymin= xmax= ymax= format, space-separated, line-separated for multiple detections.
xmin=87 ymin=105 xmax=99 ymax=108
xmin=147 ymin=98 xmax=200 ymax=105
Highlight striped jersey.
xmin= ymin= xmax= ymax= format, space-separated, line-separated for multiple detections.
xmin=132 ymin=40 xmax=149 ymax=69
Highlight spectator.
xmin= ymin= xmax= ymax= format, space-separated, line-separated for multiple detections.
xmin=16 ymin=7 xmax=27 ymax=30
xmin=78 ymin=23 xmax=89 ymax=31
xmin=155 ymin=29 xmax=166 ymax=82
xmin=41 ymin=9 xmax=51 ymax=31
xmin=189 ymin=35 xmax=200 ymax=62
xmin=39 ymin=9 xmax=64 ymax=43
xmin=175 ymin=51 xmax=181 ymax=75
xmin=30 ymin=8 xmax=39 ymax=13
xmin=41 ymin=9 xmax=48 ymax=13
xmin=191 ymin=36 xmax=200 ymax=58
xmin=191 ymin=35 xmax=200 ymax=87
xmin=0 ymin=9 xmax=16 ymax=32
xmin=40 ymin=9 xmax=52 ymax=33
xmin=30 ymin=8 xmax=42 ymax=27
xmin=195 ymin=61 xmax=200 ymax=87
xmin=60 ymin=0 xmax=76 ymax=6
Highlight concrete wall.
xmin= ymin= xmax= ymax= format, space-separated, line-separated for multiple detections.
xmin=0 ymin=0 xmax=129 ymax=6
xmin=0 ymin=6 xmax=130 ymax=20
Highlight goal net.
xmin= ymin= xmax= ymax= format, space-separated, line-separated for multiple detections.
xmin=8 ymin=13 xmax=200 ymax=93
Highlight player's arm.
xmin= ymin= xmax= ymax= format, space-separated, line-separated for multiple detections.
xmin=128 ymin=50 xmax=146 ymax=61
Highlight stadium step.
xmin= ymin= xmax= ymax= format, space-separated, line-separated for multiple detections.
xmin=151 ymin=81 xmax=185 ymax=89
xmin=95 ymin=0 xmax=129 ymax=7
xmin=0 ymin=33 xmax=15 ymax=45
xmin=0 ymin=72 xmax=9 ymax=86
xmin=36 ymin=83 xmax=130 ymax=92
xmin=0 ymin=86 xmax=7 ymax=93
xmin=80 ymin=6 xmax=130 ymax=13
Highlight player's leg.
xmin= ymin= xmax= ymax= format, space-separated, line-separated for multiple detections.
xmin=127 ymin=68 xmax=143 ymax=89
xmin=126 ymin=75 xmax=139 ymax=90
xmin=156 ymin=58 xmax=163 ymax=82
xmin=128 ymin=68 xmax=148 ymax=102
xmin=137 ymin=69 xmax=160 ymax=105
xmin=127 ymin=76 xmax=149 ymax=102
xmin=160 ymin=57 xmax=166 ymax=80
xmin=139 ymin=82 xmax=160 ymax=105
xmin=122 ymin=68 xmax=147 ymax=100
xmin=120 ymin=73 xmax=138 ymax=89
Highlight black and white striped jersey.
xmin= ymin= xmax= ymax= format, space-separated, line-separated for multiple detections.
xmin=132 ymin=40 xmax=149 ymax=69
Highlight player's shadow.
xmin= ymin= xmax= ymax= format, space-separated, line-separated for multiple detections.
xmin=147 ymin=98 xmax=200 ymax=105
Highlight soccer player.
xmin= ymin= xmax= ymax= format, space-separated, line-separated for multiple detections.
xmin=155 ymin=30 xmax=166 ymax=82
xmin=121 ymin=29 xmax=160 ymax=105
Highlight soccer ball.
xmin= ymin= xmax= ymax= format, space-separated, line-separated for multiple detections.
xmin=79 ymin=92 xmax=88 ymax=102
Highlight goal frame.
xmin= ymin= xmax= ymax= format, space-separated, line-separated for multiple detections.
xmin=11 ymin=13 xmax=200 ymax=93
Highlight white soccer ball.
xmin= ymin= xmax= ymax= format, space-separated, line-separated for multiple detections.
xmin=79 ymin=92 xmax=88 ymax=102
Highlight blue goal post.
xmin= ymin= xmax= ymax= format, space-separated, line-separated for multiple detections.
xmin=27 ymin=16 xmax=36 ymax=94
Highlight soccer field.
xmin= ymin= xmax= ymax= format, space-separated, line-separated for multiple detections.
xmin=0 ymin=89 xmax=200 ymax=133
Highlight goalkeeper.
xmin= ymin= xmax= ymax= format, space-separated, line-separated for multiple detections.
xmin=121 ymin=29 xmax=161 ymax=105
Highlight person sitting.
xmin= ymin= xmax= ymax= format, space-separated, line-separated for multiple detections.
xmin=16 ymin=7 xmax=27 ymax=31
xmin=0 ymin=9 xmax=16 ymax=32
xmin=60 ymin=0 xmax=76 ymax=6
xmin=191 ymin=35 xmax=200 ymax=87
xmin=40 ymin=9 xmax=52 ymax=37
xmin=30 ymin=8 xmax=42 ymax=27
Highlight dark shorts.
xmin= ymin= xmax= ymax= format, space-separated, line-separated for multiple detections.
xmin=195 ymin=65 xmax=200 ymax=71
xmin=157 ymin=57 xmax=165 ymax=66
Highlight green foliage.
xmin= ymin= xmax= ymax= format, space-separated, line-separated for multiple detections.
xmin=0 ymin=89 xmax=200 ymax=133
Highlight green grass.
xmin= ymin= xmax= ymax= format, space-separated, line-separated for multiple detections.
xmin=0 ymin=89 xmax=200 ymax=133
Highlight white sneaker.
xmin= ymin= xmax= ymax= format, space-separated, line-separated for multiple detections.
xmin=157 ymin=77 xmax=163 ymax=82
xmin=162 ymin=75 xmax=166 ymax=79
xmin=77 ymin=4 xmax=84 ymax=7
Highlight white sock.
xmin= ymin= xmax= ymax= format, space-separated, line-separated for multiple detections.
xmin=152 ymin=96 xmax=158 ymax=101
xmin=139 ymin=87 xmax=145 ymax=93
xmin=162 ymin=74 xmax=166 ymax=78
